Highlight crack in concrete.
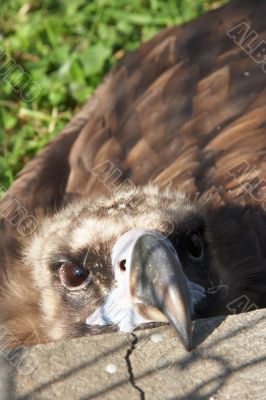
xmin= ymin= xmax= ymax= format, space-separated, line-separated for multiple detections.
xmin=125 ymin=333 xmax=145 ymax=400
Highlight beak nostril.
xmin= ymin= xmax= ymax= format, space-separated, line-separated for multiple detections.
xmin=119 ymin=259 xmax=127 ymax=272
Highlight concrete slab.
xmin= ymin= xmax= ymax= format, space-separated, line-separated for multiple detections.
xmin=2 ymin=309 xmax=266 ymax=399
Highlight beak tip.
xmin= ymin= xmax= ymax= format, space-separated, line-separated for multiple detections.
xmin=186 ymin=336 xmax=193 ymax=352
xmin=171 ymin=320 xmax=192 ymax=351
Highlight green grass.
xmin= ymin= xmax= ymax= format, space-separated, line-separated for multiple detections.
xmin=0 ymin=0 xmax=228 ymax=192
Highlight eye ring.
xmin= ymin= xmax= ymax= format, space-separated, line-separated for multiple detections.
xmin=59 ymin=263 xmax=91 ymax=290
xmin=184 ymin=233 xmax=204 ymax=261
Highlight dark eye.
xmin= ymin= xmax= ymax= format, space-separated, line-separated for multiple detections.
xmin=184 ymin=233 xmax=204 ymax=260
xmin=59 ymin=263 xmax=90 ymax=290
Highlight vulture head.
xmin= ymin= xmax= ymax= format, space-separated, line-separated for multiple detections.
xmin=24 ymin=185 xmax=214 ymax=349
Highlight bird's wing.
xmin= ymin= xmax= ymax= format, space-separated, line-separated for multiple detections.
xmin=3 ymin=0 xmax=265 ymax=212
xmin=1 ymin=0 xmax=266 ymax=309
xmin=63 ymin=0 xmax=266 ymax=210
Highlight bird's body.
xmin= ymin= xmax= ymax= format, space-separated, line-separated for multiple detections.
xmin=0 ymin=0 xmax=266 ymax=346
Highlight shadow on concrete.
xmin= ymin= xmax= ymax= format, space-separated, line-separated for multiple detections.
xmin=14 ymin=312 xmax=266 ymax=400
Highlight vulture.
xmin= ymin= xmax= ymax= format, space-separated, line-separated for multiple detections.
xmin=0 ymin=0 xmax=266 ymax=351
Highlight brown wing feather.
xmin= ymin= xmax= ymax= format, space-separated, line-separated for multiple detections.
xmin=64 ymin=0 xmax=266 ymax=205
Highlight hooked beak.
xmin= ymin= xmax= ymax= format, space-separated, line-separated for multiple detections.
xmin=86 ymin=229 xmax=192 ymax=350
xmin=130 ymin=233 xmax=192 ymax=350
